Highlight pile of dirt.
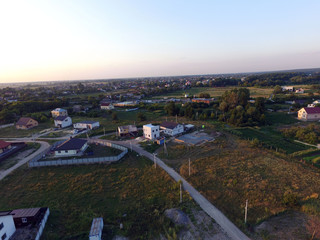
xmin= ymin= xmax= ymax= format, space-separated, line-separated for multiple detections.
xmin=253 ymin=211 xmax=320 ymax=240
xmin=164 ymin=208 xmax=190 ymax=226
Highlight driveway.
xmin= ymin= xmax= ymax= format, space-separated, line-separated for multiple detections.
xmin=0 ymin=140 xmax=50 ymax=181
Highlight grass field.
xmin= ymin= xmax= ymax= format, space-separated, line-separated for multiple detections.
xmin=0 ymin=153 xmax=193 ymax=240
xmin=230 ymin=127 xmax=310 ymax=154
xmin=151 ymin=86 xmax=274 ymax=99
xmin=0 ymin=122 xmax=52 ymax=138
xmin=179 ymin=138 xmax=320 ymax=235
xmin=265 ymin=112 xmax=298 ymax=126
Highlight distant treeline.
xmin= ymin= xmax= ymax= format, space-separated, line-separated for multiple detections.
xmin=240 ymin=72 xmax=320 ymax=87
xmin=0 ymin=99 xmax=68 ymax=123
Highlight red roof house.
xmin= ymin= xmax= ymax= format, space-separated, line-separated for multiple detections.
xmin=298 ymin=107 xmax=320 ymax=121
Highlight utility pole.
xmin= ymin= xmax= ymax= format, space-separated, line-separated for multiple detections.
xmin=153 ymin=153 xmax=157 ymax=168
xmin=244 ymin=199 xmax=248 ymax=224
xmin=188 ymin=158 xmax=191 ymax=177
xmin=103 ymin=127 xmax=106 ymax=136
xmin=130 ymin=142 xmax=132 ymax=152
xmin=180 ymin=181 xmax=182 ymax=203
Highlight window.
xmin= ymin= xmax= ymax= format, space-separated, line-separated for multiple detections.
xmin=2 ymin=233 xmax=6 ymax=240
xmin=152 ymin=130 xmax=154 ymax=132
xmin=65 ymin=150 xmax=68 ymax=153
xmin=58 ymin=151 xmax=61 ymax=153
xmin=0 ymin=222 xmax=3 ymax=230
xmin=22 ymin=218 xmax=27 ymax=223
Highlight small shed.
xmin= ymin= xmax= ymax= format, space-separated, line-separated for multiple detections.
xmin=11 ymin=208 xmax=42 ymax=227
xmin=89 ymin=218 xmax=103 ymax=240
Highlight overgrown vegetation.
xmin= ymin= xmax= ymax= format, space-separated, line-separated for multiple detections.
xmin=178 ymin=138 xmax=320 ymax=232
xmin=0 ymin=153 xmax=193 ymax=240
xmin=281 ymin=123 xmax=320 ymax=145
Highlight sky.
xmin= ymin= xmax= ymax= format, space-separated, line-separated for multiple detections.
xmin=0 ymin=0 xmax=320 ymax=83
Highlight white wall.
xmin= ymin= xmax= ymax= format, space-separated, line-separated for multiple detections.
xmin=0 ymin=215 xmax=16 ymax=240
xmin=55 ymin=149 xmax=77 ymax=157
xmin=163 ymin=125 xmax=184 ymax=136
xmin=55 ymin=117 xmax=72 ymax=128
xmin=74 ymin=122 xmax=99 ymax=129
xmin=143 ymin=125 xmax=160 ymax=140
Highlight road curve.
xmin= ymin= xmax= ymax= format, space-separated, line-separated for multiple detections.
xmin=111 ymin=140 xmax=251 ymax=240
xmin=0 ymin=140 xmax=50 ymax=181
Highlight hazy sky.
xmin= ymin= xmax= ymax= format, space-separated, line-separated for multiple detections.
xmin=1 ymin=0 xmax=320 ymax=83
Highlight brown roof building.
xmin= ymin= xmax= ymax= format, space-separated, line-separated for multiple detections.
xmin=16 ymin=117 xmax=38 ymax=130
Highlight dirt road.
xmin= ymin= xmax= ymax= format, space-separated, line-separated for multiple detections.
xmin=111 ymin=140 xmax=250 ymax=240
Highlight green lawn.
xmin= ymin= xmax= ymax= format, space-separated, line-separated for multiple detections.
xmin=0 ymin=153 xmax=193 ymax=240
xmin=265 ymin=112 xmax=298 ymax=125
xmin=0 ymin=122 xmax=53 ymax=138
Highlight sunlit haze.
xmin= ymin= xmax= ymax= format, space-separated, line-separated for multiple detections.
xmin=1 ymin=0 xmax=320 ymax=83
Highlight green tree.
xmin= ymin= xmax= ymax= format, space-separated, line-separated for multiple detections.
xmin=112 ymin=112 xmax=118 ymax=121
xmin=199 ymin=93 xmax=210 ymax=98
xmin=273 ymin=85 xmax=282 ymax=94
xmin=137 ymin=112 xmax=146 ymax=122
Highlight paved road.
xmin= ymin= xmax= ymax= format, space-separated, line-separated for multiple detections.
xmin=0 ymin=140 xmax=50 ymax=181
xmin=111 ymin=139 xmax=250 ymax=240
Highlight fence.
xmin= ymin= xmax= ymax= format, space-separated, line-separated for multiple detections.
xmin=28 ymin=139 xmax=127 ymax=167
xmin=35 ymin=208 xmax=50 ymax=240
xmin=0 ymin=123 xmax=14 ymax=129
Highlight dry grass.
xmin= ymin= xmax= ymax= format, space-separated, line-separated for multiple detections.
xmin=179 ymin=138 xmax=320 ymax=230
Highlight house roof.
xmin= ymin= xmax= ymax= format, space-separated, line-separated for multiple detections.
xmin=55 ymin=138 xmax=87 ymax=151
xmin=0 ymin=140 xmax=11 ymax=149
xmin=303 ymin=107 xmax=320 ymax=114
xmin=52 ymin=108 xmax=67 ymax=112
xmin=101 ymin=103 xmax=111 ymax=106
xmin=16 ymin=117 xmax=36 ymax=126
xmin=161 ymin=121 xmax=179 ymax=129
xmin=144 ymin=124 xmax=157 ymax=128
xmin=55 ymin=116 xmax=69 ymax=121
xmin=77 ymin=121 xmax=98 ymax=124
xmin=118 ymin=125 xmax=137 ymax=132
xmin=11 ymin=208 xmax=41 ymax=218
xmin=0 ymin=210 xmax=13 ymax=217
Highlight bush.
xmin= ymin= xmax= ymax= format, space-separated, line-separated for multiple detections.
xmin=282 ymin=191 xmax=298 ymax=207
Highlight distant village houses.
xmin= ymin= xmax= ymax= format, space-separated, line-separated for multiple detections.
xmin=298 ymin=107 xmax=320 ymax=121
xmin=191 ymin=98 xmax=214 ymax=104
xmin=118 ymin=125 xmax=138 ymax=137
xmin=100 ymin=103 xmax=114 ymax=110
xmin=73 ymin=121 xmax=100 ymax=130
xmin=16 ymin=117 xmax=38 ymax=130
xmin=51 ymin=108 xmax=68 ymax=118
xmin=54 ymin=116 xmax=72 ymax=128
xmin=281 ymin=86 xmax=294 ymax=92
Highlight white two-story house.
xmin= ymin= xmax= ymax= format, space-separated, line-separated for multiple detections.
xmin=143 ymin=124 xmax=160 ymax=140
